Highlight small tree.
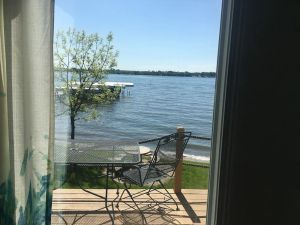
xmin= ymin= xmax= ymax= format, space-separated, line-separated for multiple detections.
xmin=54 ymin=28 xmax=119 ymax=139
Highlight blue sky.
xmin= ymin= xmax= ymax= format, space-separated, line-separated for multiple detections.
xmin=55 ymin=0 xmax=222 ymax=72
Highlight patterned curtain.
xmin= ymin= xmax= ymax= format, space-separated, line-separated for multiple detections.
xmin=0 ymin=0 xmax=55 ymax=224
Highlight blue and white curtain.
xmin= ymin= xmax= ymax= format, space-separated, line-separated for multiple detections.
xmin=0 ymin=0 xmax=55 ymax=224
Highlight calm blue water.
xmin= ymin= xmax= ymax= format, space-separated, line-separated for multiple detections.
xmin=55 ymin=74 xmax=215 ymax=162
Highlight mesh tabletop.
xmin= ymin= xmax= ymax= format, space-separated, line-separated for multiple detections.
xmin=54 ymin=144 xmax=140 ymax=166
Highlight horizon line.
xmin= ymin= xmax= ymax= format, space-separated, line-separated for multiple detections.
xmin=114 ymin=68 xmax=216 ymax=73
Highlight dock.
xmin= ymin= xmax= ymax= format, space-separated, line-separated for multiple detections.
xmin=104 ymin=82 xmax=134 ymax=88
xmin=55 ymin=82 xmax=134 ymax=96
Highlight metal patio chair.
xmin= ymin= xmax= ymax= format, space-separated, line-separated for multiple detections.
xmin=115 ymin=132 xmax=191 ymax=212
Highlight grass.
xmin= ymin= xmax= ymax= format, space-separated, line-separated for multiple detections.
xmin=166 ymin=161 xmax=209 ymax=189
xmin=54 ymin=160 xmax=209 ymax=189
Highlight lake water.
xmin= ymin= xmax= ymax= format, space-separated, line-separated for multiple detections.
xmin=55 ymin=74 xmax=215 ymax=162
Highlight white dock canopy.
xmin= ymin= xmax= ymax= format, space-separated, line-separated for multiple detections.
xmin=56 ymin=81 xmax=134 ymax=90
xmin=55 ymin=81 xmax=134 ymax=96
xmin=104 ymin=82 xmax=134 ymax=87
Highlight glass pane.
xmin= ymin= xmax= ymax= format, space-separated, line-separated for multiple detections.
xmin=52 ymin=1 xmax=222 ymax=224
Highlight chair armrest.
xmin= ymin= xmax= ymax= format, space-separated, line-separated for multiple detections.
xmin=138 ymin=137 xmax=160 ymax=145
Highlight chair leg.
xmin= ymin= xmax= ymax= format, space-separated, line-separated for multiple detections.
xmin=116 ymin=188 xmax=126 ymax=208
xmin=147 ymin=181 xmax=155 ymax=195
xmin=123 ymin=183 xmax=139 ymax=209
xmin=110 ymin=180 xmax=119 ymax=220
xmin=111 ymin=176 xmax=120 ymax=195
xmin=158 ymin=180 xmax=179 ymax=210
xmin=123 ymin=182 xmax=147 ymax=224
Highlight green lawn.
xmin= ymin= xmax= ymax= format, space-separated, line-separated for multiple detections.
xmin=166 ymin=161 xmax=209 ymax=189
xmin=54 ymin=161 xmax=209 ymax=189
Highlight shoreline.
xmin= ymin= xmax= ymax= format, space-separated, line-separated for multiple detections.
xmin=54 ymin=68 xmax=216 ymax=78
xmin=183 ymin=154 xmax=210 ymax=164
xmin=55 ymin=138 xmax=210 ymax=164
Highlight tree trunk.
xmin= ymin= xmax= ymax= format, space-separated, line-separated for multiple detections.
xmin=70 ymin=115 xmax=75 ymax=139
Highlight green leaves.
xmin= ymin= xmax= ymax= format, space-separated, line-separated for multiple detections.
xmin=17 ymin=179 xmax=51 ymax=225
xmin=0 ymin=176 xmax=17 ymax=225
xmin=54 ymin=28 xmax=119 ymax=139
xmin=20 ymin=148 xmax=34 ymax=176
xmin=1 ymin=148 xmax=53 ymax=225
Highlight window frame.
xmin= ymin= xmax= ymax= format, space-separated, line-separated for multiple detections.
xmin=206 ymin=0 xmax=234 ymax=224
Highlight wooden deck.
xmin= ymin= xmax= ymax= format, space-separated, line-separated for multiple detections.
xmin=51 ymin=189 xmax=207 ymax=225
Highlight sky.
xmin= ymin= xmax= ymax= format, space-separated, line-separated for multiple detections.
xmin=54 ymin=0 xmax=222 ymax=72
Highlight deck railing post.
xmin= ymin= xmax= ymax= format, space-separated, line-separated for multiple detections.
xmin=174 ymin=127 xmax=185 ymax=194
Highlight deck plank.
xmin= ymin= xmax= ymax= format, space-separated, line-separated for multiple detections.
xmin=52 ymin=189 xmax=207 ymax=225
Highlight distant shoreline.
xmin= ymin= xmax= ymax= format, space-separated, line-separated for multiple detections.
xmin=54 ymin=68 xmax=216 ymax=78
xmin=109 ymin=69 xmax=216 ymax=77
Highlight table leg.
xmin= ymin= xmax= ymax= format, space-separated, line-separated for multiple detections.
xmin=105 ymin=165 xmax=115 ymax=225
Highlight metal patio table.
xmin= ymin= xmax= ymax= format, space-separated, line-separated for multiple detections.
xmin=54 ymin=143 xmax=141 ymax=224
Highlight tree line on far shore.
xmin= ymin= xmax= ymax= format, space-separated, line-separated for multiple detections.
xmin=108 ymin=69 xmax=216 ymax=77
xmin=55 ymin=68 xmax=216 ymax=78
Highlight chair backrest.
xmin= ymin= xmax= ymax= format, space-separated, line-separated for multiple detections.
xmin=143 ymin=132 xmax=191 ymax=184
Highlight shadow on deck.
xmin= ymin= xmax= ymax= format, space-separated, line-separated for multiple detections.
xmin=51 ymin=189 xmax=207 ymax=225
